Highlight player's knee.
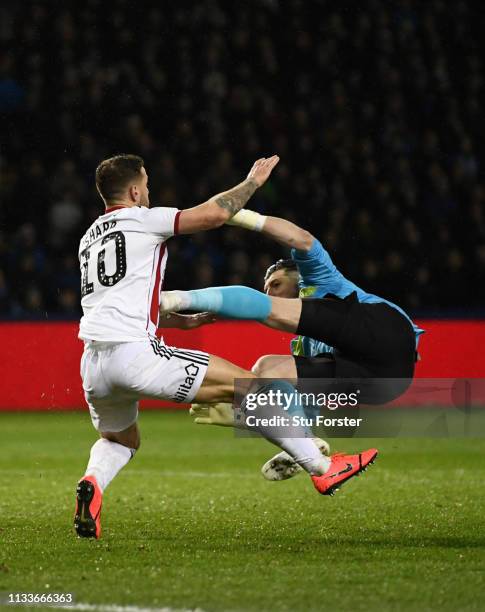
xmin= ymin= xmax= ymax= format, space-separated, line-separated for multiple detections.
xmin=252 ymin=354 xmax=280 ymax=377
xmin=252 ymin=354 xmax=272 ymax=376
xmin=265 ymin=297 xmax=302 ymax=333
xmin=102 ymin=426 xmax=140 ymax=451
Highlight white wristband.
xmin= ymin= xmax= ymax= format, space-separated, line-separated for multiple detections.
xmin=226 ymin=209 xmax=267 ymax=232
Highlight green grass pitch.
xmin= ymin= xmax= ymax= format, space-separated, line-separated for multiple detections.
xmin=1 ymin=411 xmax=485 ymax=612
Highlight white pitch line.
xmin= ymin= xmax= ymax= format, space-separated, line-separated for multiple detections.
xmin=50 ymin=603 xmax=205 ymax=612
xmin=0 ymin=469 xmax=254 ymax=479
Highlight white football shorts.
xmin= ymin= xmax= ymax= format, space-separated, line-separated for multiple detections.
xmin=80 ymin=337 xmax=210 ymax=432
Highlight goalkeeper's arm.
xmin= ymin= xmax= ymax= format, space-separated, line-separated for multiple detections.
xmin=227 ymin=210 xmax=314 ymax=252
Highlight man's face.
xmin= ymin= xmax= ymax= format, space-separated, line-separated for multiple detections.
xmin=138 ymin=166 xmax=150 ymax=207
xmin=264 ymin=269 xmax=299 ymax=298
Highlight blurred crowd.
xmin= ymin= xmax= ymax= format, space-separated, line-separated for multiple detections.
xmin=1 ymin=0 xmax=483 ymax=319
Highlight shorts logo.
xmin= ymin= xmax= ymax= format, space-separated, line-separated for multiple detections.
xmin=174 ymin=363 xmax=200 ymax=402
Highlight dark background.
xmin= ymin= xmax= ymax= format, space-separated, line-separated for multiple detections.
xmin=1 ymin=0 xmax=483 ymax=320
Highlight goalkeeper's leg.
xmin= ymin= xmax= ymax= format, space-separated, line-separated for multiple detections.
xmin=251 ymin=354 xmax=331 ymax=480
xmin=191 ymin=354 xmax=331 ymax=480
xmin=194 ymin=354 xmax=330 ymax=477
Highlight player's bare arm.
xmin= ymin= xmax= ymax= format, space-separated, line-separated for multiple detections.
xmin=227 ymin=210 xmax=314 ymax=252
xmin=157 ymin=312 xmax=217 ymax=330
xmin=177 ymin=155 xmax=279 ymax=234
xmin=259 ymin=216 xmax=314 ymax=251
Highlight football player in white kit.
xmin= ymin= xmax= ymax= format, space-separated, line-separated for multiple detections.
xmin=74 ymin=154 xmax=374 ymax=539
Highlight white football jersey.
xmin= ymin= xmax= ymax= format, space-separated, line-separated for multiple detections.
xmin=78 ymin=205 xmax=180 ymax=342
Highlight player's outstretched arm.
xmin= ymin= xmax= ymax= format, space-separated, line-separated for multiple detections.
xmin=227 ymin=209 xmax=345 ymax=289
xmin=227 ymin=210 xmax=314 ymax=252
xmin=176 ymin=156 xmax=279 ymax=234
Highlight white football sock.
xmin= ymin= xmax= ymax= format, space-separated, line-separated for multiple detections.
xmin=243 ymin=381 xmax=331 ymax=477
xmin=84 ymin=438 xmax=135 ymax=492
xmin=270 ymin=437 xmax=330 ymax=476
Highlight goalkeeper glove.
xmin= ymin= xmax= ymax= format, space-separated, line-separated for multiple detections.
xmin=189 ymin=402 xmax=248 ymax=429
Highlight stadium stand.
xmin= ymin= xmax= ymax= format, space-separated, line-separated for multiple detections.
xmin=1 ymin=0 xmax=483 ymax=318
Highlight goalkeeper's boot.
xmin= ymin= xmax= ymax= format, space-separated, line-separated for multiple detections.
xmin=261 ymin=438 xmax=331 ymax=481
xmin=74 ymin=475 xmax=102 ymax=539
xmin=311 ymin=448 xmax=378 ymax=496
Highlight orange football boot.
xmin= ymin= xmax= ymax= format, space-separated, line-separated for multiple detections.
xmin=74 ymin=475 xmax=102 ymax=538
xmin=311 ymin=448 xmax=378 ymax=496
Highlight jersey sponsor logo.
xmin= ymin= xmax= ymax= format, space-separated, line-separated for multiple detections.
xmin=291 ymin=335 xmax=304 ymax=356
xmin=299 ymin=285 xmax=317 ymax=298
xmin=174 ymin=363 xmax=200 ymax=402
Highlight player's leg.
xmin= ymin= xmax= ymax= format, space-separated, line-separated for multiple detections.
xmin=108 ymin=340 xmax=376 ymax=502
xmin=192 ymin=352 xmax=335 ymax=481
xmin=101 ymin=421 xmax=140 ymax=449
xmin=179 ymin=287 xmax=415 ymax=384
xmin=160 ymin=286 xmax=302 ymax=333
xmin=190 ymin=352 xmax=377 ymax=494
xmin=191 ymin=354 xmax=304 ymax=427
xmin=188 ymin=356 xmax=259 ymax=427
xmin=160 ymin=286 xmax=412 ymax=370
xmin=191 ymin=355 xmax=305 ymax=425
xmin=251 ymin=354 xmax=298 ymax=383
xmin=141 ymin=341 xmax=330 ymax=478
xmin=159 ymin=290 xmax=380 ymax=489
xmin=192 ymin=353 xmax=251 ymax=403
xmin=250 ymin=354 xmax=331 ymax=481
xmin=82 ymin=353 xmax=141 ymax=490
xmin=194 ymin=354 xmax=332 ymax=477
xmin=75 ymin=345 xmax=140 ymax=538
xmin=75 ymin=409 xmax=139 ymax=539
xmin=75 ymin=421 xmax=139 ymax=539
xmin=245 ymin=337 xmax=376 ymax=492
xmin=85 ymin=421 xmax=140 ymax=493
xmin=160 ymin=285 xmax=390 ymax=350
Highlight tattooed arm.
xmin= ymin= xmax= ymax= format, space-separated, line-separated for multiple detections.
xmin=213 ymin=177 xmax=259 ymax=216
xmin=176 ymin=156 xmax=279 ymax=234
